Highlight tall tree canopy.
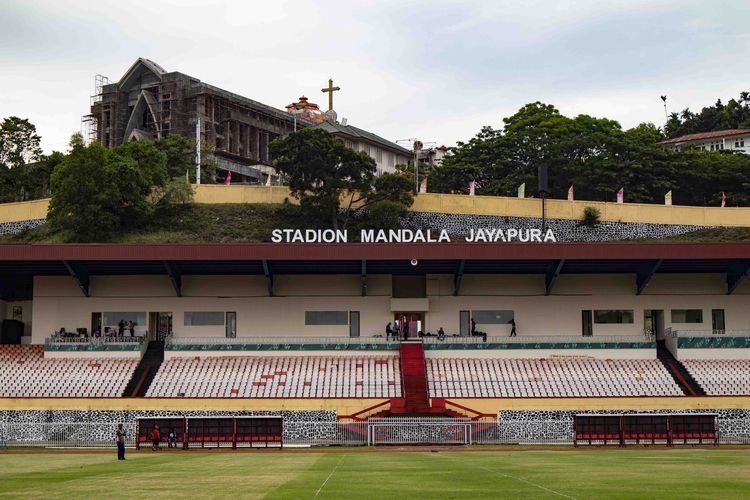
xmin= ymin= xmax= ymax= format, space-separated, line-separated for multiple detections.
xmin=48 ymin=134 xmax=170 ymax=241
xmin=0 ymin=116 xmax=43 ymax=169
xmin=270 ymin=128 xmax=413 ymax=230
xmin=431 ymin=102 xmax=750 ymax=206
xmin=664 ymin=92 xmax=750 ymax=138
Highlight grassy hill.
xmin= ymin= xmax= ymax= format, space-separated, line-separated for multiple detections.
xmin=0 ymin=204 xmax=301 ymax=244
xmin=1 ymin=202 xmax=749 ymax=244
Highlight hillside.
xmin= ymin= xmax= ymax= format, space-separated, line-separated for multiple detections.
xmin=1 ymin=202 xmax=749 ymax=244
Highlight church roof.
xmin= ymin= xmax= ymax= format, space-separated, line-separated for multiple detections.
xmin=118 ymin=58 xmax=167 ymax=88
xmin=314 ymin=121 xmax=411 ymax=155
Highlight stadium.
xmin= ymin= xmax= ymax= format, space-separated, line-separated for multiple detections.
xmin=0 ymin=185 xmax=749 ymax=497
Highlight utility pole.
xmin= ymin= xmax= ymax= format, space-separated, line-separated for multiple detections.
xmin=195 ymin=117 xmax=201 ymax=184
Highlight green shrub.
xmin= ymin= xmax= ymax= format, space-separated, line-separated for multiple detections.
xmin=581 ymin=206 xmax=601 ymax=227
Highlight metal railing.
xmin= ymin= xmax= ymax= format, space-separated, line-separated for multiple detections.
xmin=166 ymin=336 xmax=398 ymax=346
xmin=1 ymin=419 xmax=747 ymax=447
xmin=46 ymin=335 xmax=146 ymax=346
xmin=422 ymin=334 xmax=655 ymax=345
xmin=0 ymin=422 xmax=137 ymax=448
xmin=673 ymin=329 xmax=750 ymax=338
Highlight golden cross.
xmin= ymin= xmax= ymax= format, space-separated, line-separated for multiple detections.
xmin=321 ymin=78 xmax=340 ymax=111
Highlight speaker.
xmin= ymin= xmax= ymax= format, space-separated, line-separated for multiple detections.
xmin=538 ymin=163 xmax=549 ymax=194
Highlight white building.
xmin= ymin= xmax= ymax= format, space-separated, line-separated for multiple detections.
xmin=659 ymin=129 xmax=750 ymax=153
xmin=313 ymin=120 xmax=412 ymax=175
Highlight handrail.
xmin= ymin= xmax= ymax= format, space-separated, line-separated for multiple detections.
xmin=422 ymin=335 xmax=654 ymax=344
xmin=165 ymin=336 xmax=398 ymax=346
xmin=46 ymin=335 xmax=145 ymax=346
xmin=673 ymin=329 xmax=750 ymax=338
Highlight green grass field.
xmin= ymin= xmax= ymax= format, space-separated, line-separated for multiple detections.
xmin=1 ymin=448 xmax=749 ymax=499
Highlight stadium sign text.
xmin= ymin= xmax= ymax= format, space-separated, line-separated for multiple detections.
xmin=271 ymin=228 xmax=557 ymax=243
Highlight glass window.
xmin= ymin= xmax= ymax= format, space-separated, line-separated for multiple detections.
xmin=184 ymin=311 xmax=225 ymax=326
xmin=305 ymin=311 xmax=348 ymax=326
xmin=103 ymin=312 xmax=147 ymax=326
xmin=472 ymin=310 xmax=515 ymax=324
xmin=593 ymin=310 xmax=634 ymax=324
xmin=671 ymin=309 xmax=703 ymax=323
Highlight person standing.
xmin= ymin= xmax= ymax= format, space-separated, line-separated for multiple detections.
xmin=168 ymin=429 xmax=176 ymax=449
xmin=471 ymin=317 xmax=477 ymax=336
xmin=116 ymin=424 xmax=126 ymax=460
xmin=151 ymin=425 xmax=161 ymax=451
xmin=403 ymin=322 xmax=410 ymax=340
xmin=393 ymin=322 xmax=400 ymax=341
xmin=118 ymin=320 xmax=125 ymax=337
xmin=385 ymin=322 xmax=393 ymax=340
xmin=128 ymin=321 xmax=135 ymax=337
xmin=510 ymin=319 xmax=517 ymax=337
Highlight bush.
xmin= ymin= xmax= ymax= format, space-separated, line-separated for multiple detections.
xmin=581 ymin=206 xmax=601 ymax=227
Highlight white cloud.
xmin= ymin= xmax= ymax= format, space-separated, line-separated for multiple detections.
xmin=1 ymin=0 xmax=748 ymax=153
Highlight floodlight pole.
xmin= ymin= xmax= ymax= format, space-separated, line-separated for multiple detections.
xmin=195 ymin=117 xmax=201 ymax=185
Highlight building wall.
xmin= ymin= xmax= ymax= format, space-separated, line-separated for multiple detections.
xmin=29 ymin=273 xmax=750 ymax=344
xmin=4 ymin=186 xmax=750 ymax=227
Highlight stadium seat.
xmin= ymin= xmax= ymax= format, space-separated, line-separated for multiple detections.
xmin=145 ymin=355 xmax=402 ymax=398
xmin=681 ymin=360 xmax=750 ymax=396
xmin=426 ymin=357 xmax=683 ymax=398
xmin=0 ymin=345 xmax=138 ymax=397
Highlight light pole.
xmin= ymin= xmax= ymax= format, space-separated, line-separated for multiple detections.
xmin=398 ymin=138 xmax=435 ymax=193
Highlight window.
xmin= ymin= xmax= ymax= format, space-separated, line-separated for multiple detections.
xmin=103 ymin=312 xmax=147 ymax=326
xmin=305 ymin=311 xmax=348 ymax=325
xmin=472 ymin=310 xmax=515 ymax=324
xmin=593 ymin=310 xmax=634 ymax=324
xmin=671 ymin=309 xmax=703 ymax=323
xmin=184 ymin=311 xmax=225 ymax=326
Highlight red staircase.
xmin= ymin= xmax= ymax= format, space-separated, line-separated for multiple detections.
xmin=398 ymin=342 xmax=431 ymax=414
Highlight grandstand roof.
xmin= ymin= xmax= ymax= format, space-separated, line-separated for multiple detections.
xmin=0 ymin=242 xmax=749 ymax=300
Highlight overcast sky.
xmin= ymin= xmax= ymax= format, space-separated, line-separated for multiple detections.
xmin=2 ymin=0 xmax=749 ymax=153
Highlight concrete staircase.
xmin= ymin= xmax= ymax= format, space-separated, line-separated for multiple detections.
xmin=656 ymin=340 xmax=705 ymax=396
xmin=122 ymin=341 xmax=165 ymax=397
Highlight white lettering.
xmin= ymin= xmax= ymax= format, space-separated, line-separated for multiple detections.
xmin=544 ymin=229 xmax=557 ymax=242
xmin=271 ymin=229 xmax=282 ymax=243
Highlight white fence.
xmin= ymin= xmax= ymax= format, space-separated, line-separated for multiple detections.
xmin=422 ymin=335 xmax=654 ymax=345
xmin=2 ymin=419 xmax=746 ymax=448
xmin=0 ymin=422 xmax=137 ymax=448
xmin=673 ymin=329 xmax=750 ymax=338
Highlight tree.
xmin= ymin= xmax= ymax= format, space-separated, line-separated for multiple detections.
xmin=0 ymin=117 xmax=43 ymax=169
xmin=47 ymin=134 xmax=171 ymax=241
xmin=270 ymin=128 xmax=378 ymax=230
xmin=153 ymin=134 xmax=217 ymax=183
xmin=429 ymin=101 xmax=750 ymax=206
xmin=664 ymin=92 xmax=750 ymax=138
xmin=48 ymin=136 xmax=119 ymax=241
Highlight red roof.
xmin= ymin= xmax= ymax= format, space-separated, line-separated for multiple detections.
xmin=660 ymin=129 xmax=750 ymax=145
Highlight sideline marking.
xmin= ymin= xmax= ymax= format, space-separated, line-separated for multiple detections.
xmin=313 ymin=453 xmax=346 ymax=498
xmin=439 ymin=453 xmax=578 ymax=500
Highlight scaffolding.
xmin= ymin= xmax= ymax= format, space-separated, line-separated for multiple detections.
xmin=81 ymin=74 xmax=110 ymax=144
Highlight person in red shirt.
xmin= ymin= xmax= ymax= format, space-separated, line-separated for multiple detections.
xmin=151 ymin=425 xmax=161 ymax=451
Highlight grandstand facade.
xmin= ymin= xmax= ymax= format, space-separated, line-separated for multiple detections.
xmin=1 ymin=241 xmax=749 ymax=445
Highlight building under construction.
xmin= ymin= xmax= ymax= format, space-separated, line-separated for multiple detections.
xmin=86 ymin=58 xmax=306 ymax=182
xmin=86 ymin=58 xmax=411 ymax=181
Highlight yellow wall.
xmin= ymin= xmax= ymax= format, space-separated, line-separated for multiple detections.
xmin=445 ymin=396 xmax=750 ymax=415
xmin=0 ymin=199 xmax=49 ymax=222
xmin=3 ymin=186 xmax=749 ymax=227
xmin=0 ymin=396 xmax=746 ymax=419
xmin=0 ymin=397 xmax=388 ymax=416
